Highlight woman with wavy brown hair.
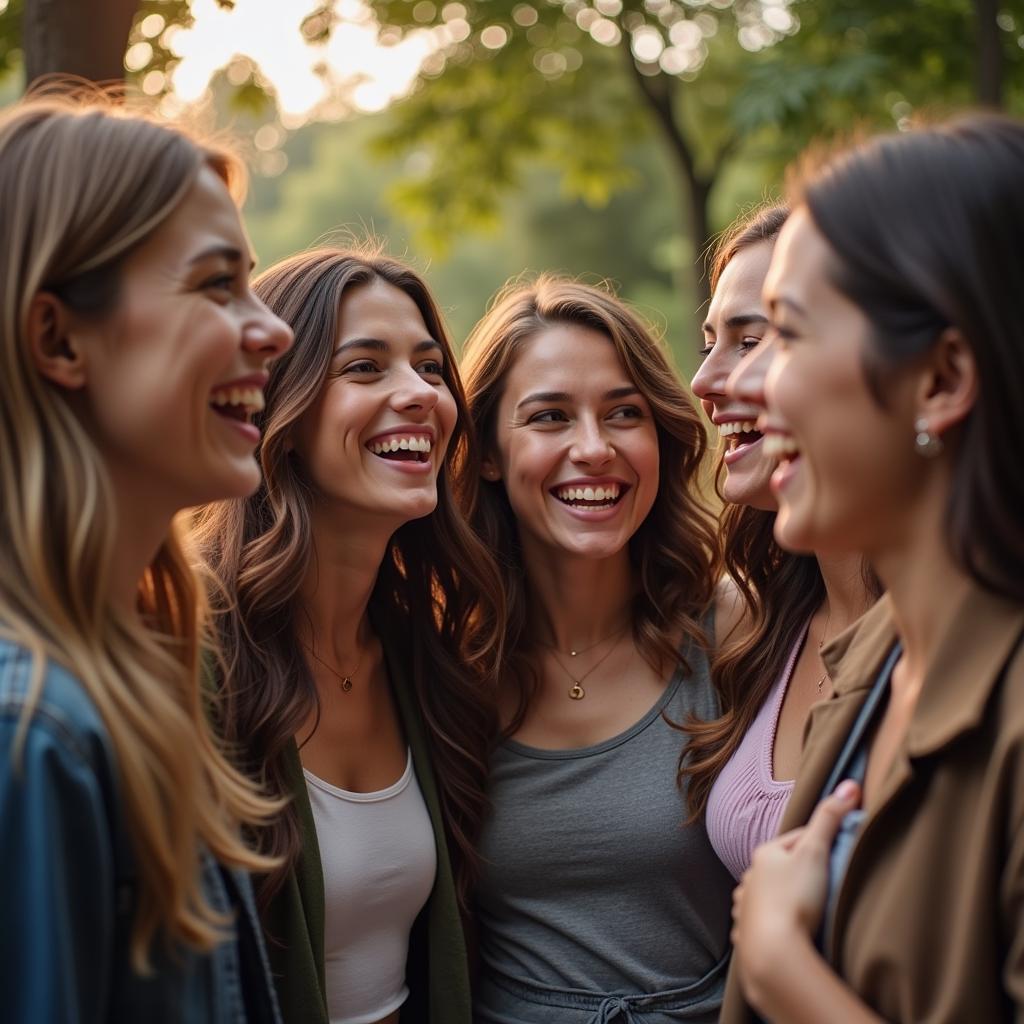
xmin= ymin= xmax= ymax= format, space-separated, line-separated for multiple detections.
xmin=0 ymin=92 xmax=293 ymax=1021
xmin=460 ymin=275 xmax=732 ymax=1023
xmin=686 ymin=203 xmax=877 ymax=880
xmin=193 ymin=245 xmax=504 ymax=1024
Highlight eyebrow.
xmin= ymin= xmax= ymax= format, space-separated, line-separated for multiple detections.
xmin=701 ymin=313 xmax=770 ymax=335
xmin=333 ymin=337 xmax=442 ymax=357
xmin=515 ymin=385 xmax=639 ymax=411
xmin=768 ymin=297 xmax=807 ymax=317
xmin=189 ymin=245 xmax=255 ymax=271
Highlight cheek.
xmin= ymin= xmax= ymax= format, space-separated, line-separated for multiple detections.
xmin=435 ymin=388 xmax=459 ymax=449
xmin=633 ymin=428 xmax=661 ymax=487
xmin=503 ymin=435 xmax=556 ymax=506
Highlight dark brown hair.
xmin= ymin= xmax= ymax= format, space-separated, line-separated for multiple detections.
xmin=459 ymin=275 xmax=717 ymax=732
xmin=192 ymin=245 xmax=505 ymax=918
xmin=680 ymin=202 xmax=831 ymax=818
xmin=707 ymin=201 xmax=790 ymax=294
xmin=790 ymin=114 xmax=1024 ymax=601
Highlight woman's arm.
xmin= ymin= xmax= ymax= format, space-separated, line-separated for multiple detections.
xmin=1 ymin=715 xmax=114 ymax=1023
xmin=732 ymin=782 xmax=884 ymax=1024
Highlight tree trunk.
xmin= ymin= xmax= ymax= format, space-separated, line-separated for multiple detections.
xmin=974 ymin=0 xmax=1003 ymax=107
xmin=687 ymin=175 xmax=713 ymax=315
xmin=622 ymin=43 xmax=716 ymax=330
xmin=23 ymin=0 xmax=138 ymax=91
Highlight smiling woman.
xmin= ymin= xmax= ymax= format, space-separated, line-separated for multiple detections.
xmin=722 ymin=114 xmax=1024 ymax=1024
xmin=0 ymin=91 xmax=293 ymax=1023
xmin=460 ymin=275 xmax=732 ymax=1024
xmin=193 ymin=245 xmax=504 ymax=1024
xmin=682 ymin=203 xmax=878 ymax=882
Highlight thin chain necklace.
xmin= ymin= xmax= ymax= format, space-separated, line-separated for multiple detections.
xmin=540 ymin=619 xmax=631 ymax=659
xmin=303 ymin=641 xmax=364 ymax=694
xmin=546 ymin=626 xmax=630 ymax=700
xmin=815 ymin=604 xmax=833 ymax=694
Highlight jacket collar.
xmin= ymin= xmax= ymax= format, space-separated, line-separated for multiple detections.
xmin=821 ymin=582 xmax=1024 ymax=758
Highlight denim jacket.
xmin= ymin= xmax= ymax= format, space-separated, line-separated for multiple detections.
xmin=0 ymin=638 xmax=282 ymax=1023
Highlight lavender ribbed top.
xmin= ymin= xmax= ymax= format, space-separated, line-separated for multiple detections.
xmin=705 ymin=621 xmax=810 ymax=880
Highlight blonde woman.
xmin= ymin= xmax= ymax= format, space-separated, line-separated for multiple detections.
xmin=0 ymin=94 xmax=293 ymax=1021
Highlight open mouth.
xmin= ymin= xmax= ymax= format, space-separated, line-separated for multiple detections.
xmin=210 ymin=385 xmax=265 ymax=424
xmin=720 ymin=419 xmax=763 ymax=453
xmin=552 ymin=482 xmax=627 ymax=511
xmin=762 ymin=433 xmax=801 ymax=464
xmin=366 ymin=435 xmax=432 ymax=464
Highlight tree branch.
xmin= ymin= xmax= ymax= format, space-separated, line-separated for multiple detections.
xmin=620 ymin=35 xmax=699 ymax=189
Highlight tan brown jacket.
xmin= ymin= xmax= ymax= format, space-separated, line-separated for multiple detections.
xmin=720 ymin=584 xmax=1024 ymax=1023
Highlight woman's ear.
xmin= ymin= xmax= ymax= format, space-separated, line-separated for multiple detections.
xmin=915 ymin=326 xmax=978 ymax=438
xmin=27 ymin=292 xmax=88 ymax=391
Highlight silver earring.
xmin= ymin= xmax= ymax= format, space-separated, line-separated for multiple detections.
xmin=914 ymin=418 xmax=944 ymax=458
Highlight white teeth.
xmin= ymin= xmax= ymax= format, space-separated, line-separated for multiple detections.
xmin=719 ymin=420 xmax=759 ymax=437
xmin=555 ymin=483 xmax=621 ymax=503
xmin=210 ymin=386 xmax=265 ymax=411
xmin=762 ymin=434 xmax=801 ymax=458
xmin=368 ymin=435 xmax=432 ymax=455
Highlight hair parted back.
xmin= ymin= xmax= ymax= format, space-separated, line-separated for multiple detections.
xmin=789 ymin=114 xmax=1024 ymax=601
xmin=459 ymin=275 xmax=717 ymax=731
xmin=0 ymin=89 xmax=279 ymax=971
xmin=192 ymin=245 xmax=505 ymax=919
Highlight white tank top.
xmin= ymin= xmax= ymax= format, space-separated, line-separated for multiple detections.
xmin=304 ymin=751 xmax=437 ymax=1024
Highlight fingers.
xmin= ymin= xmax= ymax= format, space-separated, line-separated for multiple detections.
xmin=775 ymin=826 xmax=806 ymax=852
xmin=803 ymin=779 xmax=861 ymax=851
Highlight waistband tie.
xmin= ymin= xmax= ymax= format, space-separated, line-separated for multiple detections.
xmin=595 ymin=995 xmax=639 ymax=1023
xmin=479 ymin=949 xmax=730 ymax=1023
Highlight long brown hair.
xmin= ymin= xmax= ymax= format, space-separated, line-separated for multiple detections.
xmin=192 ymin=245 xmax=504 ymax=918
xmin=680 ymin=202 xmax=826 ymax=819
xmin=0 ymin=91 xmax=280 ymax=970
xmin=459 ymin=275 xmax=717 ymax=731
xmin=679 ymin=202 xmax=881 ymax=819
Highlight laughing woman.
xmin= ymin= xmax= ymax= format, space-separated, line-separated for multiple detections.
xmin=0 ymin=95 xmax=293 ymax=1020
xmin=461 ymin=276 xmax=733 ymax=1023
xmin=724 ymin=116 xmax=1024 ymax=1022
xmin=687 ymin=204 xmax=877 ymax=880
xmin=194 ymin=247 xmax=503 ymax=1024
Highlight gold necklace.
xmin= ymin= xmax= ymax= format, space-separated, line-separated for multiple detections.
xmin=547 ymin=628 xmax=629 ymax=700
xmin=540 ymin=619 xmax=631 ymax=659
xmin=815 ymin=604 xmax=833 ymax=694
xmin=303 ymin=642 xmax=364 ymax=693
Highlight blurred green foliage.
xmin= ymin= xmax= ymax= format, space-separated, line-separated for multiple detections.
xmin=243 ymin=109 xmax=741 ymax=376
xmin=2 ymin=0 xmax=1022 ymax=375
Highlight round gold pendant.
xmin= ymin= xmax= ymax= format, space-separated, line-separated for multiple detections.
xmin=568 ymin=684 xmax=585 ymax=700
xmin=341 ymin=677 xmax=353 ymax=693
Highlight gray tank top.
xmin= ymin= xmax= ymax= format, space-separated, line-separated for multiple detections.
xmin=475 ymin=633 xmax=733 ymax=1023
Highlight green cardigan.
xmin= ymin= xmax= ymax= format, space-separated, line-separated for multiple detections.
xmin=261 ymin=643 xmax=473 ymax=1023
